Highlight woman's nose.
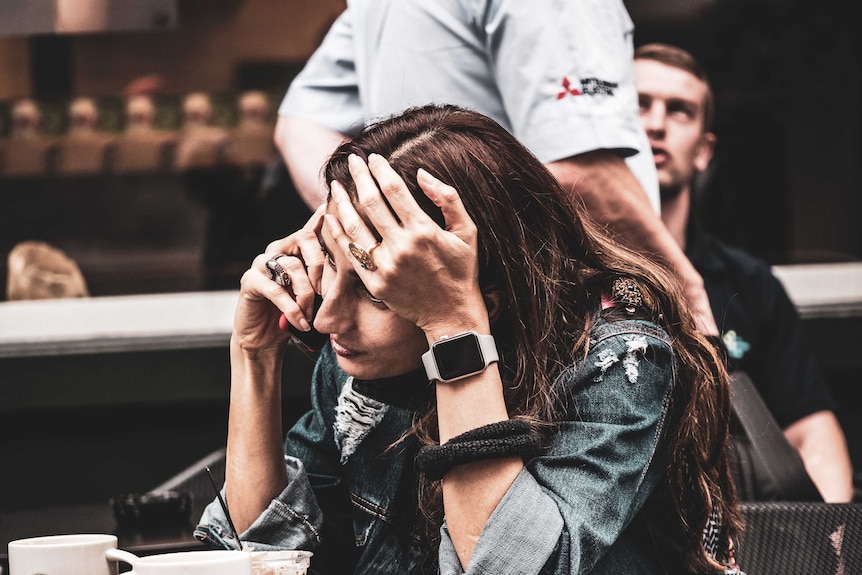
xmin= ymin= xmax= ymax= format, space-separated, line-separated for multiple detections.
xmin=312 ymin=283 xmax=350 ymax=335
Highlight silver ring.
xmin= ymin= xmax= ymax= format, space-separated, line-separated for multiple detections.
xmin=265 ymin=254 xmax=292 ymax=288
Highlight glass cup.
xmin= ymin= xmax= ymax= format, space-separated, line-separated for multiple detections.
xmin=250 ymin=550 xmax=313 ymax=575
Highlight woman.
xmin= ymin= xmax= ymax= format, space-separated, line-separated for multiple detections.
xmin=198 ymin=104 xmax=743 ymax=574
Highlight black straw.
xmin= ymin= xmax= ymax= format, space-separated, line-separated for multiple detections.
xmin=205 ymin=465 xmax=242 ymax=546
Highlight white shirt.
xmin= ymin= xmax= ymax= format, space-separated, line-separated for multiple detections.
xmin=280 ymin=0 xmax=660 ymax=213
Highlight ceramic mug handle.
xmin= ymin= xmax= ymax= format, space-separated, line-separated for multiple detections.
xmin=106 ymin=548 xmax=140 ymax=573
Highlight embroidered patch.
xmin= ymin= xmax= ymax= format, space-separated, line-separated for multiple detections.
xmin=722 ymin=330 xmax=751 ymax=360
xmin=557 ymin=76 xmax=618 ymax=100
xmin=333 ymin=377 xmax=388 ymax=464
xmin=556 ymin=76 xmax=582 ymax=100
xmin=580 ymin=77 xmax=618 ymax=96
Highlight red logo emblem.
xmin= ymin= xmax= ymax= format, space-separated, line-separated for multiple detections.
xmin=556 ymin=76 xmax=582 ymax=100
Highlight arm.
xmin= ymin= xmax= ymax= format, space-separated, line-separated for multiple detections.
xmin=784 ymin=410 xmax=854 ymax=503
xmin=198 ymin=347 xmax=352 ymax=554
xmin=274 ymin=8 xmax=356 ymax=210
xmin=438 ymin=323 xmax=677 ymax=574
xmin=223 ymin=210 xmax=327 ymax=532
xmin=546 ymin=151 xmax=718 ymax=335
xmin=224 ymin=341 xmax=289 ymax=532
xmin=479 ymin=3 xmax=716 ymax=334
xmin=328 ymin=156 xmax=676 ymax=572
xmin=274 ymin=115 xmax=347 ymax=210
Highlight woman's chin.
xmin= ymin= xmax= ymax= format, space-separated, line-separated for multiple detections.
xmin=335 ymin=356 xmax=417 ymax=381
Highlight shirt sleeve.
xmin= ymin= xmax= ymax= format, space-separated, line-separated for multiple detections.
xmin=477 ymin=0 xmax=646 ymax=165
xmin=278 ymin=8 xmax=364 ymax=136
xmin=438 ymin=468 xmax=564 ymax=574
xmin=196 ymin=456 xmax=325 ymax=551
xmin=748 ymin=266 xmax=837 ymax=427
xmin=438 ymin=323 xmax=675 ymax=574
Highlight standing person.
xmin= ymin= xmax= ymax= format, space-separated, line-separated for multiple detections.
xmin=634 ymin=42 xmax=854 ymax=503
xmin=274 ymin=0 xmax=720 ymax=337
xmin=198 ymin=104 xmax=744 ymax=574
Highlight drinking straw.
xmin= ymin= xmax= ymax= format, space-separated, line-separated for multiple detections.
xmin=205 ymin=465 xmax=242 ymax=546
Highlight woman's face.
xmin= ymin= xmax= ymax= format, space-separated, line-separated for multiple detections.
xmin=312 ymin=201 xmax=429 ymax=380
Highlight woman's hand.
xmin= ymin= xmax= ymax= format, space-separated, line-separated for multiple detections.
xmin=326 ymin=153 xmax=488 ymax=338
xmin=233 ymin=205 xmax=326 ymax=353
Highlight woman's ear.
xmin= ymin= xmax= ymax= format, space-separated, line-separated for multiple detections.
xmin=481 ymin=285 xmax=506 ymax=326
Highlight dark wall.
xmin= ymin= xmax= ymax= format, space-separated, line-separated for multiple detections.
xmin=628 ymin=0 xmax=862 ymax=264
xmin=0 ymin=344 xmax=316 ymax=511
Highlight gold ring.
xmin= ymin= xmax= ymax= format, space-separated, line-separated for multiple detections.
xmin=348 ymin=242 xmax=378 ymax=271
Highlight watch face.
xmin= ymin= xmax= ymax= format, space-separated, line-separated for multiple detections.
xmin=434 ymin=333 xmax=485 ymax=382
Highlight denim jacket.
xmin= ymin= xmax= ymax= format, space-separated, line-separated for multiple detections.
xmin=197 ymin=318 xmax=705 ymax=574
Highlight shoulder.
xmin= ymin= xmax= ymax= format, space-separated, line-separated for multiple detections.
xmin=697 ymin=234 xmax=778 ymax=286
xmin=561 ymin=318 xmax=675 ymax=394
xmin=552 ymin=319 xmax=677 ymax=438
xmin=699 ymin=236 xmax=792 ymax=312
xmin=590 ymin=317 xmax=673 ymax=349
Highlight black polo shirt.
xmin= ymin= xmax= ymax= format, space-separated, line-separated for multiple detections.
xmin=686 ymin=223 xmax=837 ymax=428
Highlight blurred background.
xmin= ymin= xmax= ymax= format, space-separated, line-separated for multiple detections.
xmin=0 ymin=0 xmax=859 ymax=550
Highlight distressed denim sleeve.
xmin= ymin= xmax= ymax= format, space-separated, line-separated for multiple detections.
xmin=196 ymin=456 xmax=324 ymax=552
xmin=439 ymin=320 xmax=675 ymax=575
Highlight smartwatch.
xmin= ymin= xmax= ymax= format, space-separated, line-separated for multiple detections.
xmin=421 ymin=332 xmax=498 ymax=383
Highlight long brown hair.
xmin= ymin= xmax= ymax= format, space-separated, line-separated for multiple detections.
xmin=324 ymin=104 xmax=741 ymax=571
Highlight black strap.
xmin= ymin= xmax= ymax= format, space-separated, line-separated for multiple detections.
xmin=730 ymin=371 xmax=823 ymax=502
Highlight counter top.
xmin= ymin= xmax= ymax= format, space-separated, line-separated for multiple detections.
xmin=772 ymin=262 xmax=862 ymax=319
xmin=0 ymin=262 xmax=860 ymax=359
xmin=0 ymin=290 xmax=236 ymax=358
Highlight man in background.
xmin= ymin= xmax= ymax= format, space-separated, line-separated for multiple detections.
xmin=635 ymin=42 xmax=853 ymax=502
xmin=274 ymin=0 xmax=719 ymax=336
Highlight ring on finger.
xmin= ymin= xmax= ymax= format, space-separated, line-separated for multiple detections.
xmin=348 ymin=242 xmax=379 ymax=271
xmin=265 ymin=254 xmax=292 ymax=288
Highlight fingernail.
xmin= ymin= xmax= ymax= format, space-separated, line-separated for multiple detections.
xmin=298 ymin=317 xmax=311 ymax=331
xmin=417 ymin=168 xmax=434 ymax=183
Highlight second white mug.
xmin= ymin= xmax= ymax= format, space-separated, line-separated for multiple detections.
xmin=106 ymin=548 xmax=252 ymax=575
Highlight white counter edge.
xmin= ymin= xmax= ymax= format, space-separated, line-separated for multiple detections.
xmin=0 ymin=263 xmax=860 ymax=358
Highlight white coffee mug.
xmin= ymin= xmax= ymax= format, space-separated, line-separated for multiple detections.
xmin=8 ymin=533 xmax=119 ymax=575
xmin=105 ymin=549 xmax=252 ymax=575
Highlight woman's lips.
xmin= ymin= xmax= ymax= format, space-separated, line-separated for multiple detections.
xmin=330 ymin=336 xmax=357 ymax=357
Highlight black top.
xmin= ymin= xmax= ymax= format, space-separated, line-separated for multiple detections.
xmin=686 ymin=222 xmax=837 ymax=427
